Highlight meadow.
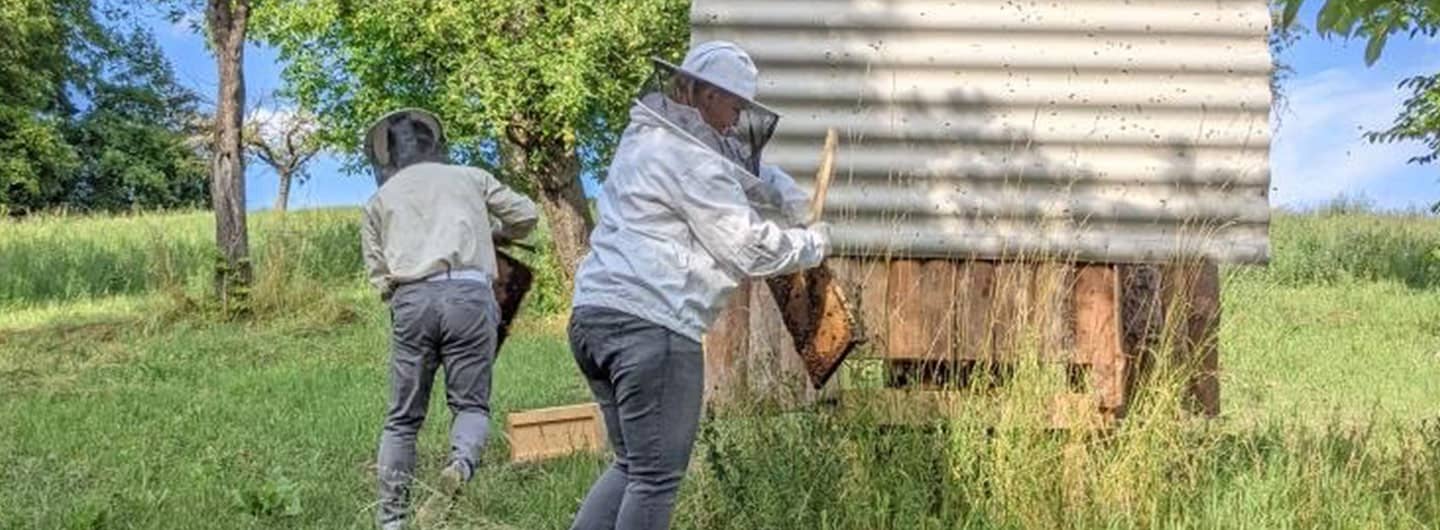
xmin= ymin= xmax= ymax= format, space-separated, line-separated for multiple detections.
xmin=2 ymin=208 xmax=1438 ymax=529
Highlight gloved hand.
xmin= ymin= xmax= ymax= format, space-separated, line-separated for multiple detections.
xmin=759 ymin=164 xmax=813 ymax=227
xmin=809 ymin=221 xmax=833 ymax=259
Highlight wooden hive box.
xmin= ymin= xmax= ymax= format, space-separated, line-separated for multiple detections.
xmin=506 ymin=403 xmax=607 ymax=463
xmin=704 ymin=258 xmax=1222 ymax=423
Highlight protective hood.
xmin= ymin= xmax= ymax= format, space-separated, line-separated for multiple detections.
xmin=679 ymin=40 xmax=759 ymax=103
xmin=363 ymin=108 xmax=449 ymax=186
xmin=631 ymin=41 xmax=779 ymax=176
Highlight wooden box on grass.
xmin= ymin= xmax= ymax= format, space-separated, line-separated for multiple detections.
xmin=506 ymin=403 xmax=607 ymax=463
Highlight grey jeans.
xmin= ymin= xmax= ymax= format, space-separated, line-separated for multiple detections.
xmin=568 ymin=306 xmax=705 ymax=530
xmin=377 ymin=280 xmax=499 ymax=527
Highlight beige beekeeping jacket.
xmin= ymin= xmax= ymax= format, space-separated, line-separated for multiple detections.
xmin=361 ymin=162 xmax=538 ymax=299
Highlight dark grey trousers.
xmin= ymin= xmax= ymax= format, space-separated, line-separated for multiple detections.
xmin=568 ymin=305 xmax=705 ymax=530
xmin=377 ymin=280 xmax=499 ymax=527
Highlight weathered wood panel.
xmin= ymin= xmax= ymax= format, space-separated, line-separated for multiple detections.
xmin=709 ymin=258 xmax=1218 ymax=421
xmin=703 ymin=280 xmax=751 ymax=407
xmin=1164 ymin=261 xmax=1221 ymax=417
xmin=886 ymin=259 xmax=926 ymax=359
xmin=1032 ymin=262 xmax=1076 ymax=363
xmin=919 ymin=259 xmax=959 ymax=361
xmin=750 ymin=281 xmax=837 ymax=407
xmin=1074 ymin=264 xmax=1126 ymax=413
xmin=828 ymin=257 xmax=890 ymax=353
xmin=989 ymin=262 xmax=1036 ymax=362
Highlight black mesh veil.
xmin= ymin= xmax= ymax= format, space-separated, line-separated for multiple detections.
xmin=363 ymin=109 xmax=449 ymax=186
xmin=635 ymin=58 xmax=780 ymax=176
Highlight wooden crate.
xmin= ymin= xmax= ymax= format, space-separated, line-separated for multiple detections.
xmin=703 ymin=258 xmax=1221 ymax=421
xmin=505 ymin=403 xmax=607 ymax=463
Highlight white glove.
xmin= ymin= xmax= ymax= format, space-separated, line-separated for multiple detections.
xmin=809 ymin=221 xmax=833 ymax=260
xmin=760 ymin=164 xmax=812 ymax=227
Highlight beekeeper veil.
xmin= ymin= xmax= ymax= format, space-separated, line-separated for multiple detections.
xmin=636 ymin=41 xmax=779 ymax=176
xmin=363 ymin=108 xmax=449 ymax=186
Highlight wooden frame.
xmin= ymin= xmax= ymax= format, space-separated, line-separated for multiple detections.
xmin=703 ymin=258 xmax=1222 ymax=421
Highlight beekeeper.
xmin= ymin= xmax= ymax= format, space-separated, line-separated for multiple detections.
xmin=360 ymin=108 xmax=539 ymax=530
xmin=567 ymin=41 xmax=830 ymax=530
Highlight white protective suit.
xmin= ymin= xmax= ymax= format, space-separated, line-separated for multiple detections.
xmin=571 ymin=42 xmax=828 ymax=342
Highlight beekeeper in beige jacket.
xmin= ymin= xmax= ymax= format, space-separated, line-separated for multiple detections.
xmin=360 ymin=109 xmax=537 ymax=530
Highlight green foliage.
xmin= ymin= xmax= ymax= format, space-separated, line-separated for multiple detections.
xmin=1366 ymin=73 xmax=1440 ymax=166
xmin=1279 ymin=0 xmax=1439 ymax=66
xmin=1245 ymin=210 xmax=1440 ymax=289
xmin=0 ymin=107 xmax=80 ymax=211
xmin=0 ymin=0 xmax=79 ymax=209
xmin=1278 ymin=0 xmax=1440 ymax=174
xmin=250 ymin=0 xmax=690 ymax=186
xmin=229 ymin=469 xmax=305 ymax=519
xmin=66 ymin=29 xmax=210 ymax=211
xmin=0 ymin=0 xmax=207 ymax=215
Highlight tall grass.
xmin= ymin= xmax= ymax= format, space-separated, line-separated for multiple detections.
xmin=0 ymin=208 xmax=570 ymax=319
xmin=6 ymin=208 xmax=1432 ymax=316
xmin=683 ymin=402 xmax=1440 ymax=528
xmin=4 ymin=208 xmax=1439 ymax=528
xmin=678 ymin=255 xmax=1440 ymax=529
xmin=0 ymin=209 xmax=360 ymax=306
xmin=1257 ymin=211 xmax=1440 ymax=289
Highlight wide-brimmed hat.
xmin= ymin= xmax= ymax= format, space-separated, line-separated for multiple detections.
xmin=363 ymin=108 xmax=447 ymax=185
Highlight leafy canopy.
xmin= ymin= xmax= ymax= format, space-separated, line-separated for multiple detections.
xmin=1279 ymin=0 xmax=1439 ymax=167
xmin=251 ymin=0 xmax=690 ymax=186
xmin=0 ymin=0 xmax=208 ymax=214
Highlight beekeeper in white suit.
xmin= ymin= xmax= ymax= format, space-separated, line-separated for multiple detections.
xmin=567 ymin=41 xmax=830 ymax=530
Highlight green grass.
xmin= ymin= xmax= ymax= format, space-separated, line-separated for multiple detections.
xmin=1223 ymin=274 xmax=1440 ymax=422
xmin=1260 ymin=211 xmax=1440 ymax=289
xmin=0 ymin=288 xmax=595 ymax=529
xmin=0 ymin=208 xmax=570 ymax=316
xmin=0 ymin=209 xmax=361 ymax=308
xmin=2 ymin=209 xmax=1439 ymax=528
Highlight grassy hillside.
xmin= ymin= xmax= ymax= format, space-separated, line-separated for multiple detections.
xmin=0 ymin=209 xmax=571 ymax=325
xmin=2 ymin=210 xmax=1438 ymax=529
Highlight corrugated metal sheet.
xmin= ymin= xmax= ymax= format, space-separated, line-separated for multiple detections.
xmin=691 ymin=0 xmax=1273 ymax=264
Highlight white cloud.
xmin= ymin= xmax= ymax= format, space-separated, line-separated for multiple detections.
xmin=249 ymin=105 xmax=317 ymax=146
xmin=1270 ymin=67 xmax=1427 ymax=207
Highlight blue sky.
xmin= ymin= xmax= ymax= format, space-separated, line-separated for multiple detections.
xmin=148 ymin=5 xmax=1438 ymax=212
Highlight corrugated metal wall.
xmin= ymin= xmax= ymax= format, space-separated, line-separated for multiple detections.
xmin=691 ymin=0 xmax=1273 ymax=264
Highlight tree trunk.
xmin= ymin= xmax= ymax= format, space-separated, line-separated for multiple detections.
xmin=208 ymin=0 xmax=251 ymax=306
xmin=536 ymin=175 xmax=592 ymax=287
xmin=274 ymin=169 xmax=291 ymax=213
xmin=503 ymin=137 xmax=593 ymax=289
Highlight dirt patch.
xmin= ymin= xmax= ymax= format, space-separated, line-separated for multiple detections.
xmin=0 ymin=319 xmax=136 ymax=394
xmin=0 ymin=319 xmax=128 ymax=350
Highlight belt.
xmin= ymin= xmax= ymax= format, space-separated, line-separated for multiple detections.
xmin=420 ymin=268 xmax=490 ymax=285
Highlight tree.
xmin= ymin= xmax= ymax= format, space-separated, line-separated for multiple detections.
xmin=206 ymin=0 xmax=252 ymax=304
xmin=0 ymin=0 xmax=206 ymax=215
xmin=245 ymin=97 xmax=321 ymax=212
xmin=1279 ymin=1 xmax=1440 ymax=168
xmin=0 ymin=0 xmax=78 ymax=214
xmin=252 ymin=0 xmax=691 ymax=288
xmin=1269 ymin=2 xmax=1307 ymax=130
xmin=64 ymin=29 xmax=210 ymax=211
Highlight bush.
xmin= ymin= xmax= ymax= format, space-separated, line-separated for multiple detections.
xmin=1251 ymin=212 xmax=1440 ymax=289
